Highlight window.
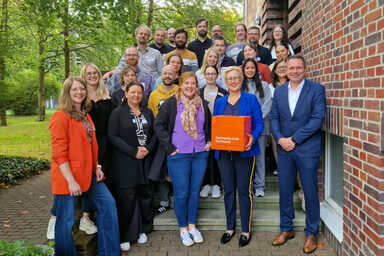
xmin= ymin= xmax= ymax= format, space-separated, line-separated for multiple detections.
xmin=321 ymin=133 xmax=344 ymax=242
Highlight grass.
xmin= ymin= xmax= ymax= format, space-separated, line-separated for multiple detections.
xmin=0 ymin=109 xmax=56 ymax=159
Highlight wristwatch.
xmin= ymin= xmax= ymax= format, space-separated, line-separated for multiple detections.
xmin=97 ymin=164 xmax=102 ymax=169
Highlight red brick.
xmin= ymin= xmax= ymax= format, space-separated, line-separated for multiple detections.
xmin=365 ymin=56 xmax=381 ymax=67
xmin=367 ymin=154 xmax=384 ymax=167
xmin=351 ymin=0 xmax=364 ymax=12
xmin=365 ymin=78 xmax=381 ymax=87
xmin=365 ymin=8 xmax=381 ymax=24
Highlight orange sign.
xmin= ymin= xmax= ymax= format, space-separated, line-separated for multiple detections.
xmin=211 ymin=116 xmax=251 ymax=151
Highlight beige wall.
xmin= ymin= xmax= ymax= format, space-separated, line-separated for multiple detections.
xmin=244 ymin=0 xmax=262 ymax=27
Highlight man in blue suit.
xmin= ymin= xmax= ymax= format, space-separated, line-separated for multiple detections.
xmin=269 ymin=55 xmax=326 ymax=254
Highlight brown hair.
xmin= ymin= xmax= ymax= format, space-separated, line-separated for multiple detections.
xmin=58 ymin=77 xmax=92 ymax=121
xmin=119 ymin=65 xmax=137 ymax=85
xmin=166 ymin=52 xmax=186 ymax=76
xmin=270 ymin=58 xmax=288 ymax=88
xmin=269 ymin=25 xmax=290 ymax=50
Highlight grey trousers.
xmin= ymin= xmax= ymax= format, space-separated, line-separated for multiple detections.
xmin=253 ymin=135 xmax=268 ymax=191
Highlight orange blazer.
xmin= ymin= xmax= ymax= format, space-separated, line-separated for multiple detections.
xmin=49 ymin=110 xmax=98 ymax=195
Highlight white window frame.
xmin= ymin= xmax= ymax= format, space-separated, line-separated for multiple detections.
xmin=320 ymin=132 xmax=343 ymax=242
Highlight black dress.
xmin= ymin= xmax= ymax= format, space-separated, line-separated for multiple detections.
xmin=108 ymin=104 xmax=157 ymax=243
xmin=89 ymin=99 xmax=112 ymax=166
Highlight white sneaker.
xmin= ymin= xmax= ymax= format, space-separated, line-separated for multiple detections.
xmin=255 ymin=190 xmax=265 ymax=197
xmin=120 ymin=242 xmax=130 ymax=251
xmin=79 ymin=217 xmax=97 ymax=235
xmin=180 ymin=230 xmax=194 ymax=246
xmin=273 ymin=170 xmax=278 ymax=175
xmin=46 ymin=218 xmax=55 ymax=240
xmin=189 ymin=228 xmax=203 ymax=243
xmin=137 ymin=233 xmax=147 ymax=244
xmin=211 ymin=185 xmax=221 ymax=198
xmin=199 ymin=185 xmax=212 ymax=197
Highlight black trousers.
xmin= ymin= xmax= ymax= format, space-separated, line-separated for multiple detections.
xmin=202 ymin=150 xmax=222 ymax=186
xmin=218 ymin=151 xmax=255 ymax=232
xmin=115 ymin=183 xmax=153 ymax=243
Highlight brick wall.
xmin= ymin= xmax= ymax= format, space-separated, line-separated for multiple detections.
xmin=298 ymin=1 xmax=384 ymax=255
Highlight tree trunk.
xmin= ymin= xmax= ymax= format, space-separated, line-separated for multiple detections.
xmin=37 ymin=31 xmax=46 ymax=121
xmin=63 ymin=0 xmax=70 ymax=78
xmin=0 ymin=0 xmax=8 ymax=126
xmin=147 ymin=0 xmax=154 ymax=27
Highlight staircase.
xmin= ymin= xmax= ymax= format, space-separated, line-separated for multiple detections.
xmin=154 ymin=174 xmax=306 ymax=231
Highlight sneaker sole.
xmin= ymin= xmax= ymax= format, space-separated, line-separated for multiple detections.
xmin=79 ymin=227 xmax=97 ymax=235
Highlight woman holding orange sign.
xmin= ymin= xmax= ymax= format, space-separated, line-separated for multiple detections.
xmin=212 ymin=66 xmax=264 ymax=247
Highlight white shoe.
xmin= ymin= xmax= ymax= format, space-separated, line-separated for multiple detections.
xmin=79 ymin=217 xmax=97 ymax=235
xmin=273 ymin=170 xmax=278 ymax=175
xmin=46 ymin=218 xmax=55 ymax=240
xmin=199 ymin=185 xmax=212 ymax=197
xmin=211 ymin=185 xmax=221 ymax=198
xmin=137 ymin=233 xmax=147 ymax=244
xmin=189 ymin=228 xmax=203 ymax=243
xmin=255 ymin=190 xmax=265 ymax=197
xmin=180 ymin=230 xmax=194 ymax=246
xmin=120 ymin=242 xmax=130 ymax=251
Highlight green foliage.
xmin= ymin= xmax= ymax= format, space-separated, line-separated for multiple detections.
xmin=0 ymin=240 xmax=54 ymax=256
xmin=6 ymin=69 xmax=60 ymax=115
xmin=0 ymin=155 xmax=50 ymax=185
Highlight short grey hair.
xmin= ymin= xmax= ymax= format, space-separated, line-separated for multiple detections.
xmin=135 ymin=24 xmax=151 ymax=38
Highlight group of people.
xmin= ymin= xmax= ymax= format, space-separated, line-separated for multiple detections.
xmin=48 ymin=18 xmax=326 ymax=256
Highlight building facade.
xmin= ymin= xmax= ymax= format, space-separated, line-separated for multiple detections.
xmin=245 ymin=1 xmax=384 ymax=255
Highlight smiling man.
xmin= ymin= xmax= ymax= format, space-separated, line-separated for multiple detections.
xmin=269 ymin=55 xmax=326 ymax=254
xmin=164 ymin=28 xmax=198 ymax=73
xmin=149 ymin=28 xmax=173 ymax=59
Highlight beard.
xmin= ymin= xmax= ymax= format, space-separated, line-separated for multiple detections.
xmin=198 ymin=30 xmax=207 ymax=38
xmin=126 ymin=59 xmax=138 ymax=67
xmin=176 ymin=41 xmax=186 ymax=49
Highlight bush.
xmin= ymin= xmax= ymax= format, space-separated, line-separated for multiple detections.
xmin=6 ymin=69 xmax=60 ymax=116
xmin=0 ymin=240 xmax=54 ymax=256
xmin=0 ymin=155 xmax=50 ymax=186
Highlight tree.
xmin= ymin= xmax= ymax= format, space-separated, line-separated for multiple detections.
xmin=0 ymin=0 xmax=9 ymax=126
xmin=13 ymin=0 xmax=60 ymax=121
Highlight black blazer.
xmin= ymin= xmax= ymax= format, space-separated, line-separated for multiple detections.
xmin=148 ymin=95 xmax=211 ymax=182
xmin=108 ymin=104 xmax=157 ymax=188
xmin=200 ymin=85 xmax=228 ymax=106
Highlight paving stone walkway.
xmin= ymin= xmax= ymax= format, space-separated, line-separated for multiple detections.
xmin=0 ymin=171 xmax=337 ymax=255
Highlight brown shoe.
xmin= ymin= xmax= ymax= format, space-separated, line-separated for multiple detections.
xmin=271 ymin=231 xmax=295 ymax=246
xmin=303 ymin=235 xmax=317 ymax=254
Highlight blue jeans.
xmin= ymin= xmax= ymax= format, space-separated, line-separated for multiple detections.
xmin=167 ymin=151 xmax=209 ymax=228
xmin=51 ymin=195 xmax=92 ymax=216
xmin=55 ymin=174 xmax=120 ymax=256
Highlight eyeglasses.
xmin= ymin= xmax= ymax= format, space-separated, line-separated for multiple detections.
xmin=70 ymin=88 xmax=86 ymax=93
xmin=205 ymin=72 xmax=217 ymax=77
xmin=86 ymin=72 xmax=98 ymax=77
xmin=273 ymin=30 xmax=283 ymax=34
xmin=212 ymin=30 xmax=222 ymax=33
xmin=124 ymin=54 xmax=138 ymax=58
xmin=276 ymin=65 xmax=287 ymax=70
xmin=226 ymin=77 xmax=240 ymax=82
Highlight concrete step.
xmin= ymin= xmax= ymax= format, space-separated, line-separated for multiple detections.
xmin=186 ymin=189 xmax=303 ymax=210
xmin=153 ymin=208 xmax=306 ymax=231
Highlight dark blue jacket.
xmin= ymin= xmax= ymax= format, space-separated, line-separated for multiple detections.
xmin=213 ymin=91 xmax=264 ymax=159
xmin=269 ymin=79 xmax=326 ymax=157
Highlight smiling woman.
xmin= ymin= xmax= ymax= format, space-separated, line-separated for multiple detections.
xmin=152 ymin=72 xmax=211 ymax=247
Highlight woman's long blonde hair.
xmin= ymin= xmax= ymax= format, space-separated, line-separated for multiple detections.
xmin=199 ymin=48 xmax=221 ymax=75
xmin=58 ymin=77 xmax=92 ymax=121
xmin=80 ymin=63 xmax=110 ymax=100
